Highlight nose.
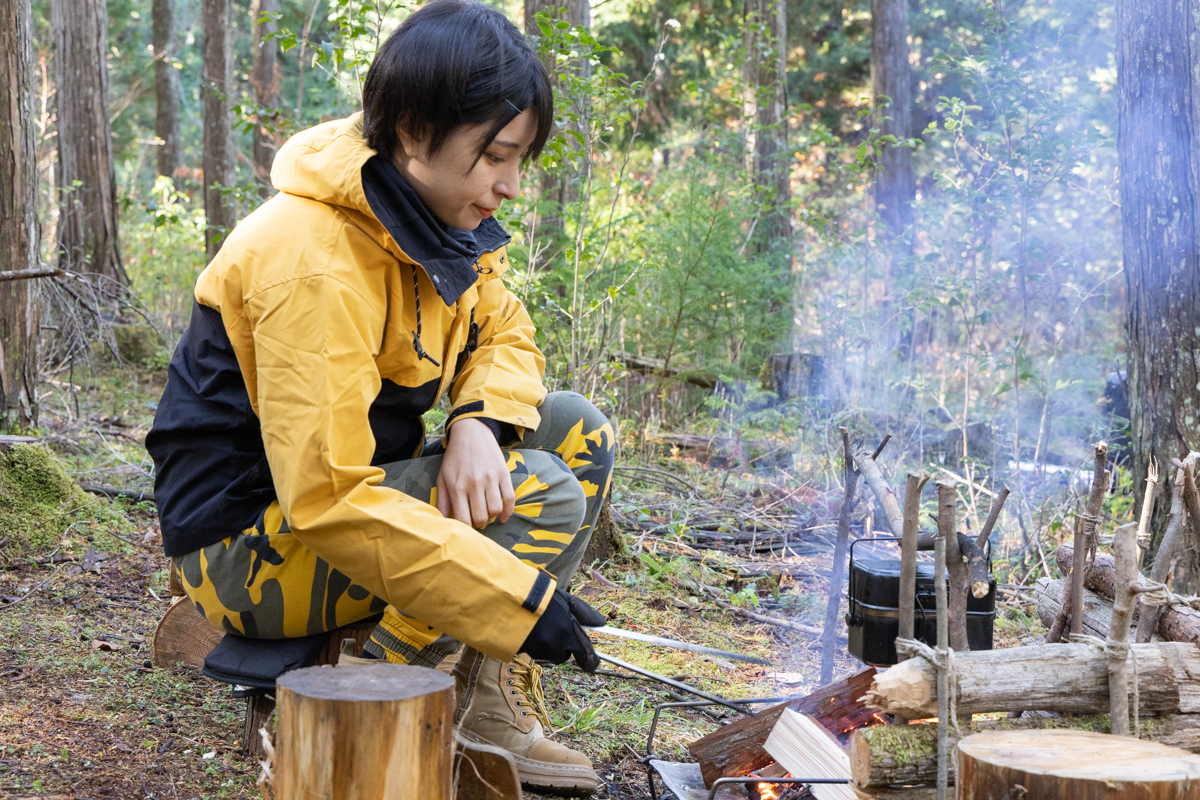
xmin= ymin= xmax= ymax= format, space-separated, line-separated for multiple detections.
xmin=495 ymin=162 xmax=521 ymax=200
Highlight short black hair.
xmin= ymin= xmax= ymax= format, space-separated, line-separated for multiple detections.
xmin=363 ymin=0 xmax=553 ymax=164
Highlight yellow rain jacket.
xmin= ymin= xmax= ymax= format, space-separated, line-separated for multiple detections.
xmin=146 ymin=114 xmax=553 ymax=659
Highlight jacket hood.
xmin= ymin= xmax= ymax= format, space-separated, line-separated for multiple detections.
xmin=270 ymin=113 xmax=511 ymax=306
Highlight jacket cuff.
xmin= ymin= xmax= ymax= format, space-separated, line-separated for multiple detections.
xmin=447 ymin=397 xmax=541 ymax=441
xmin=447 ymin=414 xmax=516 ymax=446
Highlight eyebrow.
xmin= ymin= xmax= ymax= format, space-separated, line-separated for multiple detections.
xmin=491 ymin=140 xmax=523 ymax=149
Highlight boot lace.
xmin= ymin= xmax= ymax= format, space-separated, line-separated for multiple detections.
xmin=508 ymin=659 xmax=553 ymax=732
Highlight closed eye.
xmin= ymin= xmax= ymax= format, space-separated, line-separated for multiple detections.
xmin=486 ymin=153 xmax=507 ymax=165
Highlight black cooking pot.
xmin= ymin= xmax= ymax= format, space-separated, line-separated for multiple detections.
xmin=845 ymin=536 xmax=996 ymax=666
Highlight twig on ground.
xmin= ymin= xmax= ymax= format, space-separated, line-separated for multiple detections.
xmin=0 ymin=563 xmax=68 ymax=612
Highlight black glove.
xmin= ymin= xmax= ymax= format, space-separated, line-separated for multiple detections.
xmin=519 ymin=589 xmax=604 ymax=672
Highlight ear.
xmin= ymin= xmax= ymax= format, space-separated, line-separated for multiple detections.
xmin=394 ymin=124 xmax=426 ymax=164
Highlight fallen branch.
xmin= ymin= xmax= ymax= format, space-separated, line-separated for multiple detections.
xmin=79 ymin=483 xmax=155 ymax=503
xmin=821 ymin=428 xmax=860 ymax=684
xmin=0 ymin=266 xmax=61 ymax=282
xmin=850 ymin=436 xmax=904 ymax=537
xmin=712 ymin=596 xmax=821 ymax=635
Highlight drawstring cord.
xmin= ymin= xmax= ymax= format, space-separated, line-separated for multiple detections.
xmin=410 ymin=264 xmax=441 ymax=367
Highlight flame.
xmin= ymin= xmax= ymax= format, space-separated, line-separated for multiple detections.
xmin=758 ymin=783 xmax=782 ymax=800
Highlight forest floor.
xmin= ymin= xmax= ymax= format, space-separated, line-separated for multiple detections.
xmin=0 ymin=362 xmax=1046 ymax=799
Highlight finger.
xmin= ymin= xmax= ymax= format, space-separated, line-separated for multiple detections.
xmin=570 ymin=623 xmax=599 ymax=673
xmin=499 ymin=475 xmax=516 ymax=523
xmin=485 ymin=482 xmax=505 ymax=525
xmin=450 ymin=486 xmax=474 ymax=528
xmin=469 ymin=485 xmax=490 ymax=529
xmin=436 ymin=472 xmax=450 ymax=518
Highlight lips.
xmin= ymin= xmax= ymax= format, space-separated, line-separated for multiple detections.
xmin=474 ymin=205 xmax=496 ymax=218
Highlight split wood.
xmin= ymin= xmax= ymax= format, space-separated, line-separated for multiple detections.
xmin=1047 ymin=442 xmax=1109 ymax=643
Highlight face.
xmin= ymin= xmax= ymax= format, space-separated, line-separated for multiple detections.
xmin=392 ymin=110 xmax=538 ymax=230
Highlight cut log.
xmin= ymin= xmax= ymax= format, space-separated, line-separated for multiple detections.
xmin=956 ymin=730 xmax=1200 ymax=800
xmin=850 ymin=714 xmax=1200 ymax=788
xmin=275 ymin=664 xmax=455 ymax=799
xmin=763 ymin=710 xmax=856 ymax=800
xmin=688 ymin=668 xmax=878 ymax=787
xmin=1057 ymin=542 xmax=1200 ymax=644
xmin=861 ymin=641 xmax=1200 ymax=718
xmin=152 ymin=596 xmax=225 ymax=669
xmin=454 ymin=734 xmax=522 ymax=800
xmin=1034 ymin=577 xmax=1117 ymax=640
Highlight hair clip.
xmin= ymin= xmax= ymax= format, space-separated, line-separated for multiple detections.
xmin=504 ymin=99 xmax=523 ymax=114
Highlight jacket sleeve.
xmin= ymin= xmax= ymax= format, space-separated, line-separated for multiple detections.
xmin=446 ymin=273 xmax=547 ymax=437
xmin=245 ymin=272 xmax=554 ymax=660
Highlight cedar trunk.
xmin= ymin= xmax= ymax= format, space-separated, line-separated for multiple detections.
xmin=743 ymin=0 xmax=791 ymax=251
xmin=251 ymin=0 xmax=279 ymax=195
xmin=0 ymin=0 xmax=41 ymax=431
xmin=203 ymin=0 xmax=238 ymax=260
xmin=1118 ymin=0 xmax=1200 ymax=554
xmin=153 ymin=0 xmax=181 ymax=185
xmin=524 ymin=0 xmax=589 ymax=239
xmin=53 ymin=0 xmax=126 ymax=284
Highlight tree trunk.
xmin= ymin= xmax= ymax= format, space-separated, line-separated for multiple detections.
xmin=1118 ymin=0 xmax=1200 ymax=554
xmin=203 ymin=0 xmax=238 ymax=260
xmin=153 ymin=0 xmax=181 ymax=186
xmin=250 ymin=0 xmax=278 ymax=196
xmin=275 ymin=665 xmax=454 ymax=799
xmin=870 ymin=0 xmax=914 ymax=247
xmin=0 ymin=0 xmax=41 ymax=432
xmin=851 ymin=715 xmax=1200 ymax=789
xmin=524 ymin=0 xmax=589 ymax=240
xmin=957 ymin=730 xmax=1200 ymax=800
xmin=743 ymin=0 xmax=791 ymax=251
xmin=53 ymin=0 xmax=126 ymax=284
xmin=862 ymin=642 xmax=1200 ymax=718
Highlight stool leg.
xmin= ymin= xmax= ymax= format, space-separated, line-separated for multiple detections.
xmin=242 ymin=694 xmax=276 ymax=757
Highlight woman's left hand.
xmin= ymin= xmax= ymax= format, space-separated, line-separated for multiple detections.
xmin=437 ymin=418 xmax=516 ymax=529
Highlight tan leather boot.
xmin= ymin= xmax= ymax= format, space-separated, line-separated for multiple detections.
xmin=454 ymin=647 xmax=600 ymax=796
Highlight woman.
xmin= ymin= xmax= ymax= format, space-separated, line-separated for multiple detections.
xmin=146 ymin=2 xmax=612 ymax=793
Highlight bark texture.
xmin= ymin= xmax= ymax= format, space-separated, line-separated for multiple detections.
xmin=250 ymin=0 xmax=279 ymax=195
xmin=743 ymin=0 xmax=791 ymax=251
xmin=1034 ymin=577 xmax=1116 ymax=641
xmin=870 ymin=0 xmax=914 ymax=243
xmin=851 ymin=715 xmax=1200 ymax=789
xmin=1118 ymin=0 xmax=1200 ymax=551
xmin=862 ymin=642 xmax=1200 ymax=718
xmin=53 ymin=0 xmax=126 ymax=283
xmin=153 ymin=0 xmax=181 ymax=185
xmin=0 ymin=0 xmax=41 ymax=430
xmin=524 ymin=0 xmax=589 ymax=238
xmin=203 ymin=0 xmax=238 ymax=260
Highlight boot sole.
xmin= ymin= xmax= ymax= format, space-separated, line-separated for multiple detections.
xmin=457 ymin=729 xmax=601 ymax=796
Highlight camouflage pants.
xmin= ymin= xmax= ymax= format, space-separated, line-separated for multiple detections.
xmin=172 ymin=392 xmax=614 ymax=666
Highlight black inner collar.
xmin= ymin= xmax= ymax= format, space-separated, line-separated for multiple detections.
xmin=360 ymin=154 xmax=511 ymax=306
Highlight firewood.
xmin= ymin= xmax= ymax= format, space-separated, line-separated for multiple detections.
xmin=850 ymin=714 xmax=1200 ymax=789
xmin=764 ymin=710 xmax=857 ymax=800
xmin=1056 ymin=543 xmax=1200 ymax=644
xmin=275 ymin=664 xmax=455 ymax=799
xmin=861 ymin=641 xmax=1200 ymax=718
xmin=1034 ymin=577 xmax=1117 ymax=640
xmin=956 ymin=730 xmax=1200 ymax=800
xmin=688 ymin=668 xmax=878 ymax=787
